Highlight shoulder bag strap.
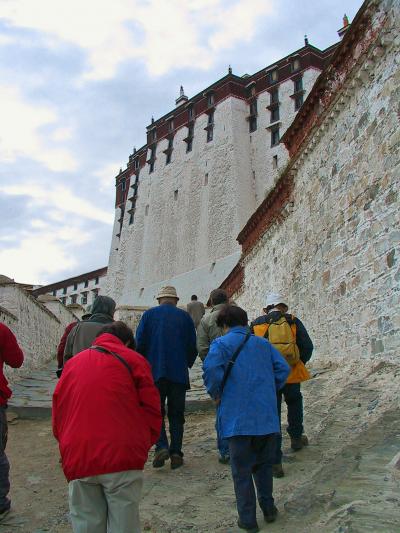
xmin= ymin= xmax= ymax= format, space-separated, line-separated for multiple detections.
xmin=90 ymin=345 xmax=134 ymax=380
xmin=220 ymin=332 xmax=251 ymax=395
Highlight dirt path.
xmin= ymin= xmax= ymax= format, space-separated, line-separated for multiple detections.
xmin=1 ymin=360 xmax=400 ymax=532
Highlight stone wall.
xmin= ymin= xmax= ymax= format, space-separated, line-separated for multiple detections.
xmin=229 ymin=0 xmax=399 ymax=362
xmin=114 ymin=305 xmax=148 ymax=333
xmin=0 ymin=282 xmax=76 ymax=377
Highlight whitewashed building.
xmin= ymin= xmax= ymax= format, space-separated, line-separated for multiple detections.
xmin=106 ymin=38 xmax=341 ymax=306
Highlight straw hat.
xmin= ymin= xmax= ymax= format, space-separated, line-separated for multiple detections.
xmin=157 ymin=286 xmax=179 ymax=301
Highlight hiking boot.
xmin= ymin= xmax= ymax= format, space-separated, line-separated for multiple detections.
xmin=301 ymin=434 xmax=309 ymax=446
xmin=0 ymin=508 xmax=10 ymax=522
xmin=263 ymin=505 xmax=278 ymax=523
xmin=218 ymin=454 xmax=230 ymax=465
xmin=237 ymin=519 xmax=259 ymax=532
xmin=152 ymin=448 xmax=169 ymax=468
xmin=290 ymin=437 xmax=304 ymax=451
xmin=272 ymin=464 xmax=284 ymax=478
xmin=170 ymin=454 xmax=184 ymax=470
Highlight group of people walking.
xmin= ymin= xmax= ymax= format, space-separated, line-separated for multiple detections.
xmin=0 ymin=285 xmax=313 ymax=533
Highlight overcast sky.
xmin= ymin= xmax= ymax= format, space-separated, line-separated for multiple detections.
xmin=0 ymin=0 xmax=363 ymax=285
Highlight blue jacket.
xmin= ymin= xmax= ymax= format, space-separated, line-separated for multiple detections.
xmin=136 ymin=304 xmax=197 ymax=387
xmin=203 ymin=327 xmax=290 ymax=439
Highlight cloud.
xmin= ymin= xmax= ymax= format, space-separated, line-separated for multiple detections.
xmin=94 ymin=162 xmax=123 ymax=193
xmin=0 ymin=182 xmax=113 ymax=224
xmin=1 ymin=0 xmax=275 ymax=79
xmin=0 ymin=85 xmax=76 ymax=171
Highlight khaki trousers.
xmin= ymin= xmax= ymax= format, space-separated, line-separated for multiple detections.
xmin=69 ymin=470 xmax=143 ymax=533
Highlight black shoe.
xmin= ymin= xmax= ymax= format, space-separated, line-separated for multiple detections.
xmin=0 ymin=508 xmax=10 ymax=521
xmin=290 ymin=437 xmax=304 ymax=451
xmin=170 ymin=454 xmax=184 ymax=470
xmin=218 ymin=454 xmax=230 ymax=464
xmin=263 ymin=505 xmax=278 ymax=523
xmin=272 ymin=464 xmax=284 ymax=478
xmin=152 ymin=448 xmax=169 ymax=468
xmin=237 ymin=519 xmax=259 ymax=532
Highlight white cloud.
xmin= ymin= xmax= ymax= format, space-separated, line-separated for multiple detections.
xmin=93 ymin=162 xmax=123 ymax=193
xmin=1 ymin=0 xmax=275 ymax=79
xmin=0 ymin=85 xmax=76 ymax=171
xmin=0 ymin=182 xmax=113 ymax=224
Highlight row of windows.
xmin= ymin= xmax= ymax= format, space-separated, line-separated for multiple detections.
xmin=60 ymin=289 xmax=99 ymax=306
xmin=53 ymin=277 xmax=100 ymax=296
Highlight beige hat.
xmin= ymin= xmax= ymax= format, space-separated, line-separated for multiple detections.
xmin=157 ymin=286 xmax=179 ymax=300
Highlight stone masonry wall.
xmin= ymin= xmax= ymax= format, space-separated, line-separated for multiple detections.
xmin=0 ymin=283 xmax=72 ymax=377
xmin=234 ymin=0 xmax=400 ymax=362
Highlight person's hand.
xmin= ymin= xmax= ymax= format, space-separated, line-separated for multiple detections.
xmin=214 ymin=397 xmax=221 ymax=406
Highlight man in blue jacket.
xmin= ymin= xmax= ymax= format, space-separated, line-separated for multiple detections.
xmin=136 ymin=286 xmax=197 ymax=470
xmin=203 ymin=305 xmax=290 ymax=533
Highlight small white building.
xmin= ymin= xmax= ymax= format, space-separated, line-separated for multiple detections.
xmin=32 ymin=267 xmax=107 ymax=308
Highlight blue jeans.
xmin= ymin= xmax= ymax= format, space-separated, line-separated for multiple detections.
xmin=276 ymin=383 xmax=303 ymax=463
xmin=156 ymin=379 xmax=186 ymax=456
xmin=0 ymin=407 xmax=10 ymax=512
xmin=215 ymin=408 xmax=229 ymax=457
xmin=228 ymin=435 xmax=276 ymax=528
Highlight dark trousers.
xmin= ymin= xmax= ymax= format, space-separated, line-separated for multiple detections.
xmin=0 ymin=407 xmax=10 ymax=512
xmin=276 ymin=383 xmax=303 ymax=463
xmin=156 ymin=379 xmax=186 ymax=456
xmin=228 ymin=435 xmax=276 ymax=528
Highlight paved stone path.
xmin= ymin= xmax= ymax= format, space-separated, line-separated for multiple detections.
xmin=8 ymin=358 xmax=209 ymax=415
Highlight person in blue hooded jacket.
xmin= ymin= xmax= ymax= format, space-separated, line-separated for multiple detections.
xmin=203 ymin=305 xmax=290 ymax=533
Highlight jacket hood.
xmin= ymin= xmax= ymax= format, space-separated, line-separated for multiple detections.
xmin=89 ymin=296 xmax=116 ymax=321
xmin=92 ymin=333 xmax=124 ymax=350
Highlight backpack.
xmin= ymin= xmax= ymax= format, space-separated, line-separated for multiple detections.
xmin=263 ymin=314 xmax=300 ymax=367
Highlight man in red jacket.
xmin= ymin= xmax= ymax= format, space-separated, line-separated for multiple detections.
xmin=52 ymin=321 xmax=161 ymax=533
xmin=0 ymin=323 xmax=24 ymax=518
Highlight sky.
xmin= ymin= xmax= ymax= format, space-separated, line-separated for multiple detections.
xmin=0 ymin=0 xmax=363 ymax=286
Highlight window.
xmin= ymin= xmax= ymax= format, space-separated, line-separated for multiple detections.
xmin=273 ymin=155 xmax=278 ymax=169
xmin=206 ymin=111 xmax=214 ymax=142
xmin=249 ymin=116 xmax=257 ymax=133
xmin=149 ymin=161 xmax=155 ymax=173
xmin=168 ymin=119 xmax=174 ymax=132
xmin=73 ymin=283 xmax=78 ymax=291
xmin=294 ymin=77 xmax=303 ymax=93
xmin=267 ymin=69 xmax=278 ymax=84
xmin=149 ymin=146 xmax=156 ymax=173
xmin=250 ymin=101 xmax=257 ymax=116
xmin=81 ymin=292 xmax=88 ymax=305
xmin=295 ymin=94 xmax=304 ymax=111
xmin=166 ymin=138 xmax=173 ymax=164
xmin=174 ymin=190 xmax=178 ymax=200
xmin=145 ymin=205 xmax=149 ymax=216
xmin=186 ymin=138 xmax=193 ymax=152
xmin=63 ymin=287 xmax=67 ymax=295
xmin=204 ymin=173 xmax=208 ymax=185
xmin=129 ymin=212 xmax=134 ymax=225
xmin=271 ymin=106 xmax=280 ymax=123
xmin=84 ymin=279 xmax=89 ymax=288
xmin=95 ymin=277 xmax=99 ymax=285
xmin=71 ymin=294 xmax=77 ymax=304
xmin=207 ymin=111 xmax=214 ymax=126
xmin=92 ymin=289 xmax=99 ymax=301
xmin=188 ymin=105 xmax=194 ymax=121
xmin=61 ymin=297 xmax=66 ymax=305
xmin=291 ymin=58 xmax=300 ymax=72
xmin=271 ymin=127 xmax=280 ymax=147
xmin=270 ymin=88 xmax=279 ymax=104
xmin=207 ymin=128 xmax=213 ymax=142
xmin=121 ymin=179 xmax=126 ymax=192
xmin=134 ymin=158 xmax=139 ymax=170
xmin=151 ymin=128 xmax=157 ymax=141
xmin=52 ymin=289 xmax=56 ymax=296
xmin=207 ymin=93 xmax=214 ymax=107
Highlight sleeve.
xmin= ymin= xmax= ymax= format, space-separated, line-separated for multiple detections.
xmin=52 ymin=382 xmax=60 ymax=441
xmin=295 ymin=318 xmax=314 ymax=363
xmin=135 ymin=314 xmax=147 ymax=357
xmin=196 ymin=318 xmax=210 ymax=361
xmin=57 ymin=322 xmax=76 ymax=368
xmin=202 ymin=338 xmax=227 ymax=400
xmin=134 ymin=359 xmax=162 ymax=446
xmin=270 ymin=344 xmax=291 ymax=391
xmin=186 ymin=315 xmax=198 ymax=368
xmin=0 ymin=324 xmax=24 ymax=368
xmin=63 ymin=325 xmax=77 ymax=364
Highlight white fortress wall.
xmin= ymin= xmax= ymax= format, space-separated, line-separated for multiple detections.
xmin=233 ymin=0 xmax=400 ymax=362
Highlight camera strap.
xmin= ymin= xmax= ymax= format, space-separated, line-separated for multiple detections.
xmin=90 ymin=345 xmax=134 ymax=381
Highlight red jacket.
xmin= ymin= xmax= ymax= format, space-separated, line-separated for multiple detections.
xmin=56 ymin=321 xmax=77 ymax=368
xmin=0 ymin=323 xmax=24 ymax=406
xmin=52 ymin=333 xmax=162 ymax=481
